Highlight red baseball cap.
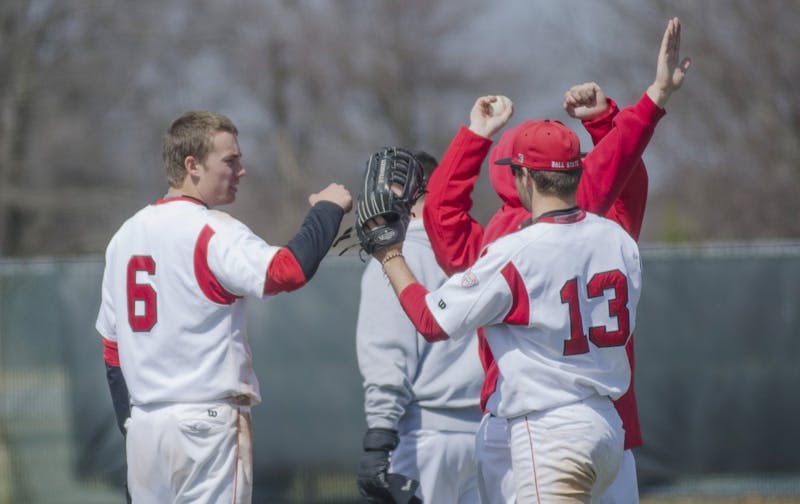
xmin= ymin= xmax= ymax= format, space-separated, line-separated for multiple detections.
xmin=495 ymin=120 xmax=582 ymax=171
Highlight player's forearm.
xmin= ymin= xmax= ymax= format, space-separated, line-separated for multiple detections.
xmin=362 ymin=383 xmax=412 ymax=431
xmin=397 ymin=283 xmax=449 ymax=342
xmin=423 ymin=126 xmax=491 ymax=275
xmin=105 ymin=364 xmax=131 ymax=435
xmin=280 ymin=201 xmax=345 ymax=283
xmin=356 ymin=267 xmax=417 ymax=431
xmin=375 ymin=252 xmax=448 ymax=341
xmin=264 ymin=201 xmax=344 ymax=294
xmin=608 ymin=162 xmax=649 ymax=241
xmin=582 ymin=96 xmax=650 ymax=239
xmin=359 ymin=331 xmax=415 ymax=428
xmin=380 ymin=253 xmax=419 ymax=297
xmin=578 ymin=93 xmax=664 ymax=215
xmin=102 ymin=338 xmax=130 ymax=435
xmin=582 ymin=97 xmax=619 ymax=146
xmin=646 ymin=83 xmax=674 ymax=109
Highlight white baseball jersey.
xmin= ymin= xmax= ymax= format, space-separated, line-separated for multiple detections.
xmin=95 ymin=196 xmax=280 ymax=406
xmin=424 ymin=209 xmax=641 ymax=419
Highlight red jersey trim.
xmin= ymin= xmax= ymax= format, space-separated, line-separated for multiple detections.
xmin=480 ymin=361 xmax=499 ymax=412
xmin=103 ymin=338 xmax=120 ymax=367
xmin=194 ymin=225 xmax=240 ymax=305
xmin=500 ymin=262 xmax=530 ymax=325
xmin=154 ymin=195 xmax=207 ymax=207
xmin=535 ymin=208 xmax=586 ymax=225
xmin=399 ymin=283 xmax=449 ymax=342
xmin=263 ymin=248 xmax=307 ymax=295
xmin=617 ymin=335 xmax=642 ymax=449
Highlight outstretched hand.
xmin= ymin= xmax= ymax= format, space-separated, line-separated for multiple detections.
xmin=563 ymin=82 xmax=608 ymax=121
xmin=647 ymin=17 xmax=692 ymax=108
xmin=468 ymin=95 xmax=514 ymax=139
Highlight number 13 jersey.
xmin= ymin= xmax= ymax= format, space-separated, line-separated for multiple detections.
xmin=424 ymin=209 xmax=642 ymax=419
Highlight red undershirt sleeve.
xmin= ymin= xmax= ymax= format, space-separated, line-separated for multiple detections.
xmin=577 ymin=93 xmax=665 ymax=216
xmin=398 ymin=283 xmax=449 ymax=342
xmin=263 ymin=247 xmax=307 ymax=295
xmin=423 ymin=126 xmax=493 ymax=276
xmin=580 ymin=96 xmax=648 ymax=239
xmin=103 ymin=338 xmax=120 ymax=367
xmin=582 ymin=97 xmax=619 ymax=144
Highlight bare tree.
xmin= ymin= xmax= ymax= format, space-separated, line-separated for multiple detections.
xmin=0 ymin=1 xmax=187 ymax=255
xmin=193 ymin=0 xmax=503 ymax=244
xmin=0 ymin=0 xmax=74 ymax=255
xmin=605 ymin=0 xmax=800 ymax=242
xmin=3 ymin=0 xmax=511 ymax=256
xmin=7 ymin=1 xmax=793 ymax=256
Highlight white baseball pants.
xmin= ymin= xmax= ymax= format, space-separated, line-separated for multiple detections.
xmin=390 ymin=428 xmax=479 ymax=503
xmin=475 ymin=413 xmax=517 ymax=503
xmin=476 ymin=395 xmax=627 ymax=503
xmin=126 ymin=398 xmax=253 ymax=503
xmin=593 ymin=449 xmax=639 ymax=504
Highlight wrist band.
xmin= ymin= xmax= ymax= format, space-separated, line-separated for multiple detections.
xmin=380 ymin=251 xmax=403 ymax=267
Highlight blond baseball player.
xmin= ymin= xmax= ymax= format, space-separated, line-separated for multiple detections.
xmin=95 ymin=111 xmax=351 ymax=503
xmin=366 ymin=119 xmax=642 ymax=502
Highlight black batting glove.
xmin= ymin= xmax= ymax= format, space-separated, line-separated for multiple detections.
xmin=356 ymin=428 xmax=399 ymax=503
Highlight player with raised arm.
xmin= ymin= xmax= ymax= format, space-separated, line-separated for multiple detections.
xmin=422 ymin=17 xmax=690 ymax=503
xmin=95 ymin=111 xmax=352 ymax=503
xmin=360 ymin=119 xmax=642 ymax=501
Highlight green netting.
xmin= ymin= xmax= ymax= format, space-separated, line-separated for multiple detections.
xmin=1 ymin=243 xmax=799 ymax=503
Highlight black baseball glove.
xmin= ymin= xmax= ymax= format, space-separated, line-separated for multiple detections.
xmin=354 ymin=147 xmax=425 ymax=255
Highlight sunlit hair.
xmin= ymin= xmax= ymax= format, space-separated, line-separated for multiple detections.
xmin=529 ymin=169 xmax=582 ymax=197
xmin=163 ymin=111 xmax=238 ymax=188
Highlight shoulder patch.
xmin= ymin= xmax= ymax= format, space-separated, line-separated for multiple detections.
xmin=461 ymin=269 xmax=480 ymax=288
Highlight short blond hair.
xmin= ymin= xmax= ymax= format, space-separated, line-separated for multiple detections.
xmin=162 ymin=111 xmax=238 ymax=188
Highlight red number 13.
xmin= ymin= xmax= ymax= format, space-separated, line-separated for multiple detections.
xmin=127 ymin=256 xmax=157 ymax=332
xmin=560 ymin=270 xmax=630 ymax=356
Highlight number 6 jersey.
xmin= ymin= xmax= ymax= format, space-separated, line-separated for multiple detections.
xmin=423 ymin=208 xmax=642 ymax=420
xmin=95 ymin=196 xmax=281 ymax=406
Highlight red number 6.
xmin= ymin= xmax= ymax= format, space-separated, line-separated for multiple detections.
xmin=127 ymin=256 xmax=157 ymax=332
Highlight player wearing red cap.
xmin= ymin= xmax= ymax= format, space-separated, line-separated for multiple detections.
xmin=369 ymin=118 xmax=642 ymax=501
xmin=421 ymin=17 xmax=690 ymax=503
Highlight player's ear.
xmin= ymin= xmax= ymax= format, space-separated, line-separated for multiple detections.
xmin=522 ymin=169 xmax=533 ymax=187
xmin=185 ymin=156 xmax=202 ymax=177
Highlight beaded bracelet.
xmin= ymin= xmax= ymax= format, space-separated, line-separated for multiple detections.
xmin=380 ymin=251 xmax=403 ymax=268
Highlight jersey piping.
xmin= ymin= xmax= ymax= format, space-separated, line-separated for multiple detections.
xmin=195 ymin=224 xmax=240 ymax=305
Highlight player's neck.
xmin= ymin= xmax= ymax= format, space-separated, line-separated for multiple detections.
xmin=530 ymin=194 xmax=576 ymax=221
xmin=167 ymin=185 xmax=207 ymax=206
